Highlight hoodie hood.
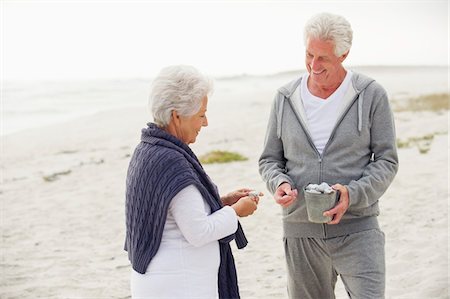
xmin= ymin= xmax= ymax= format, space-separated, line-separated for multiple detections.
xmin=275 ymin=71 xmax=375 ymax=139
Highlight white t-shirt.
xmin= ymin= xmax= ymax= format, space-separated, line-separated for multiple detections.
xmin=301 ymin=70 xmax=353 ymax=155
xmin=130 ymin=184 xmax=238 ymax=299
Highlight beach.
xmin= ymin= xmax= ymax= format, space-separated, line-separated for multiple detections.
xmin=1 ymin=66 xmax=449 ymax=298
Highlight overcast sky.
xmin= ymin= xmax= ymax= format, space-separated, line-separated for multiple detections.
xmin=2 ymin=0 xmax=448 ymax=80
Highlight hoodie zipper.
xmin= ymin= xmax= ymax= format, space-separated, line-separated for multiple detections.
xmin=318 ymin=156 xmax=327 ymax=237
xmin=322 ymin=94 xmax=361 ymax=237
xmin=285 ymin=98 xmax=327 ymax=236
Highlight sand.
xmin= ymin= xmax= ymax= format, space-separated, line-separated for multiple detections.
xmin=1 ymin=67 xmax=448 ymax=298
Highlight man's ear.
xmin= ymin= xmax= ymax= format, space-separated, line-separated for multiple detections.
xmin=340 ymin=50 xmax=350 ymax=62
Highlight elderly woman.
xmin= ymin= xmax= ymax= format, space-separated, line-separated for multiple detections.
xmin=124 ymin=65 xmax=260 ymax=299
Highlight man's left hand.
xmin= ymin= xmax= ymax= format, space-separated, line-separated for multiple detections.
xmin=324 ymin=184 xmax=349 ymax=225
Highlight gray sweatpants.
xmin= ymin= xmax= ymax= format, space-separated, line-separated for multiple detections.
xmin=284 ymin=229 xmax=385 ymax=299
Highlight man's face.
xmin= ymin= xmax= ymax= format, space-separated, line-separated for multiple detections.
xmin=305 ymin=38 xmax=347 ymax=88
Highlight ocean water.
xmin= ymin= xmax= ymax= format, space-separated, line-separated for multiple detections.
xmin=2 ymin=79 xmax=152 ymax=136
xmin=2 ymin=66 xmax=448 ymax=136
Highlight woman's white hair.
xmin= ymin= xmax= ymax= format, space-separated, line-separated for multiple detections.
xmin=303 ymin=12 xmax=353 ymax=57
xmin=149 ymin=65 xmax=213 ymax=127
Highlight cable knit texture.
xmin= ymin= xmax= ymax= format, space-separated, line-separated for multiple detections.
xmin=125 ymin=123 xmax=247 ymax=299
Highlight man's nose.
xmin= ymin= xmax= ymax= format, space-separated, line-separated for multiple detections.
xmin=310 ymin=57 xmax=320 ymax=70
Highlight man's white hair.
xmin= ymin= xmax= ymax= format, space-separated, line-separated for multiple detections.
xmin=150 ymin=65 xmax=213 ymax=127
xmin=304 ymin=12 xmax=353 ymax=57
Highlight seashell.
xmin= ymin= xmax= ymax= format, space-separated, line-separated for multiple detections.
xmin=305 ymin=189 xmax=321 ymax=194
xmin=306 ymin=182 xmax=333 ymax=194
xmin=249 ymin=191 xmax=260 ymax=198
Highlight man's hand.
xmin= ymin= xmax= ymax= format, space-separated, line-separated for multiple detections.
xmin=324 ymin=184 xmax=349 ymax=224
xmin=274 ymin=183 xmax=298 ymax=207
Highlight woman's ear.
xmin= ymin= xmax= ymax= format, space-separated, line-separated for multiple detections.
xmin=171 ymin=110 xmax=180 ymax=125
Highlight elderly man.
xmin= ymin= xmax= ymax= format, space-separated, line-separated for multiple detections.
xmin=259 ymin=13 xmax=398 ymax=299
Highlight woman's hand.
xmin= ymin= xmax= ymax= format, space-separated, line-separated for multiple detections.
xmin=221 ymin=188 xmax=252 ymax=206
xmin=231 ymin=196 xmax=258 ymax=217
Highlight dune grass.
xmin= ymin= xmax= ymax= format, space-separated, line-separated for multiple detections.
xmin=393 ymin=93 xmax=448 ymax=154
xmin=397 ymin=131 xmax=447 ymax=154
xmin=199 ymin=150 xmax=248 ymax=164
xmin=392 ymin=93 xmax=449 ymax=112
xmin=397 ymin=134 xmax=434 ymax=154
xmin=43 ymin=170 xmax=72 ymax=182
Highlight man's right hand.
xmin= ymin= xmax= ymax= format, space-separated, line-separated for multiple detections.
xmin=275 ymin=183 xmax=298 ymax=207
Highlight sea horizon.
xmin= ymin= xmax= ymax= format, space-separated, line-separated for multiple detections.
xmin=2 ymin=65 xmax=448 ymax=136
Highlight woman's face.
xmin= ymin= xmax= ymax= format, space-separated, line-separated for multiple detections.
xmin=177 ymin=96 xmax=208 ymax=144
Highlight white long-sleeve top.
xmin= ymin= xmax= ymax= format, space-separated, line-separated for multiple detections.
xmin=131 ymin=184 xmax=238 ymax=299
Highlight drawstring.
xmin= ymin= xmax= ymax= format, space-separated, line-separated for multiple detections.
xmin=276 ymin=81 xmax=367 ymax=137
xmin=277 ymin=92 xmax=362 ymax=137
xmin=277 ymin=93 xmax=286 ymax=139
xmin=357 ymin=90 xmax=364 ymax=134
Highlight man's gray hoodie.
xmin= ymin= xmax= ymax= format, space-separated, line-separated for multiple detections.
xmin=259 ymin=72 xmax=399 ymax=238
